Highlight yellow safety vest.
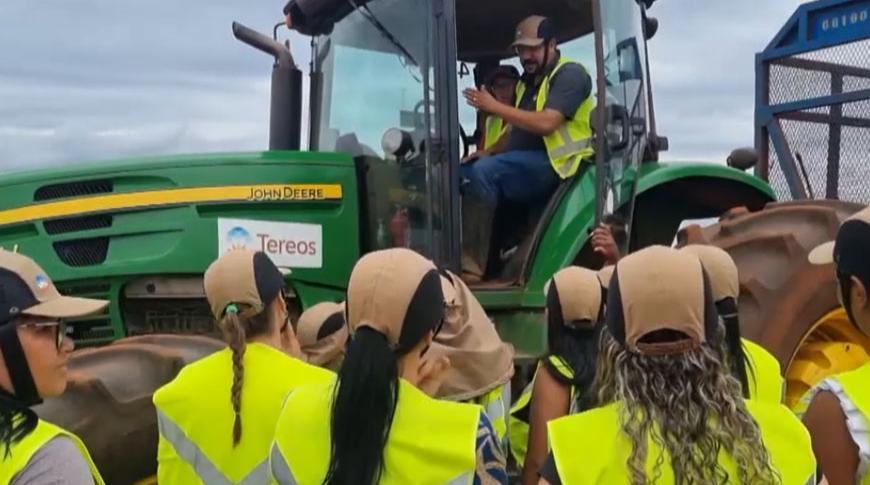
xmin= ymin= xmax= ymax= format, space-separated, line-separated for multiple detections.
xmin=508 ymin=355 xmax=575 ymax=466
xmin=153 ymin=343 xmax=333 ymax=485
xmin=271 ymin=377 xmax=480 ymax=485
xmin=548 ymin=400 xmax=815 ymax=485
xmin=483 ymin=115 xmax=507 ymax=150
xmin=515 ymin=56 xmax=595 ymax=179
xmin=829 ymin=363 xmax=870 ymax=484
xmin=0 ymin=419 xmax=105 ymax=485
xmin=743 ymin=338 xmax=784 ymax=403
xmin=471 ymin=383 xmax=510 ymax=443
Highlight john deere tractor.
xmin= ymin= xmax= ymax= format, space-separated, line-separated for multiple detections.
xmin=1 ymin=0 xmax=868 ymax=482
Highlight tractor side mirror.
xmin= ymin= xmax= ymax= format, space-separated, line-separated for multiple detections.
xmin=727 ymin=147 xmax=758 ymax=171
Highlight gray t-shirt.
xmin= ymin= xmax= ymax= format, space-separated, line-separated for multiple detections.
xmin=507 ymin=59 xmax=593 ymax=152
xmin=11 ymin=436 xmax=95 ymax=485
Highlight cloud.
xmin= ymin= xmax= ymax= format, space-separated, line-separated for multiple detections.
xmin=0 ymin=0 xmax=806 ymax=173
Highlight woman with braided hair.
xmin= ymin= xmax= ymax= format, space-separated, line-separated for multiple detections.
xmin=153 ymin=249 xmax=332 ymax=485
xmin=540 ymin=246 xmax=816 ymax=485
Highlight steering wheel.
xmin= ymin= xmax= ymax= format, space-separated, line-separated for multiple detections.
xmin=413 ymin=100 xmax=473 ymax=160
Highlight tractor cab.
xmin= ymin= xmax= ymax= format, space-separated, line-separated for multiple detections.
xmin=306 ymin=0 xmax=659 ymax=282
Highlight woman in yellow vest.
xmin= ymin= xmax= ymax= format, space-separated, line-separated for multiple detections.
xmin=480 ymin=66 xmax=519 ymax=152
xmin=802 ymin=206 xmax=870 ymax=485
xmin=153 ymin=249 xmax=332 ymax=485
xmin=509 ymin=266 xmax=602 ymax=484
xmin=297 ymin=301 xmax=349 ymax=371
xmin=270 ymin=248 xmax=507 ymax=484
xmin=0 ymin=249 xmax=108 ymax=484
xmin=681 ymin=244 xmax=784 ymax=403
xmin=428 ymin=269 xmax=514 ymax=443
xmin=541 ymin=246 xmax=815 ymax=485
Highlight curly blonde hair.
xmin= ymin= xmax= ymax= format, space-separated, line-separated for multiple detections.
xmin=592 ymin=332 xmax=781 ymax=485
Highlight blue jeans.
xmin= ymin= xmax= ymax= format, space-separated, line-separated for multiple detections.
xmin=460 ymin=150 xmax=557 ymax=208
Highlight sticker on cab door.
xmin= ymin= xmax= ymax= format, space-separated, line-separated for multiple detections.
xmin=218 ymin=218 xmax=322 ymax=268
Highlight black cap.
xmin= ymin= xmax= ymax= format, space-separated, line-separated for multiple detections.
xmin=810 ymin=207 xmax=870 ymax=283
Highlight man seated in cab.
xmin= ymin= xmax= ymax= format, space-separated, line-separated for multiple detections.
xmin=461 ymin=15 xmax=594 ymax=282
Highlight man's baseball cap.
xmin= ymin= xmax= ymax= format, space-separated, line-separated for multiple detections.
xmin=681 ymin=245 xmax=739 ymax=303
xmin=546 ymin=267 xmax=603 ymax=328
xmin=511 ymin=15 xmax=557 ymax=48
xmin=204 ymin=249 xmax=289 ymax=320
xmin=0 ymin=249 xmax=108 ymax=326
xmin=607 ymin=246 xmax=718 ymax=355
xmin=346 ymin=248 xmax=444 ymax=349
xmin=809 ymin=206 xmax=870 ymax=281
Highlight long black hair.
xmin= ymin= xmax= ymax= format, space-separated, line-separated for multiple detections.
xmin=0 ymin=390 xmax=37 ymax=458
xmin=546 ymin=283 xmax=603 ymax=412
xmin=324 ymin=270 xmax=443 ymax=485
xmin=716 ymin=297 xmax=752 ymax=398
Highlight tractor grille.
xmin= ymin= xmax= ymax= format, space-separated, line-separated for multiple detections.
xmin=764 ymin=39 xmax=870 ymax=204
xmin=55 ymin=282 xmax=117 ymax=344
xmin=44 ymin=214 xmax=112 ymax=235
xmin=34 ymin=179 xmax=113 ymax=201
xmin=53 ymin=238 xmax=109 ymax=267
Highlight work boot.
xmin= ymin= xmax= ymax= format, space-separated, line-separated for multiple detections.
xmin=461 ymin=196 xmax=495 ymax=284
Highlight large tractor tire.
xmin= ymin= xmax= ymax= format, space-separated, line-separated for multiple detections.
xmin=33 ymin=334 xmax=225 ymax=485
xmin=678 ymin=200 xmax=870 ymax=408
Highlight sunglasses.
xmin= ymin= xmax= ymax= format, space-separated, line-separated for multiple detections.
xmin=22 ymin=319 xmax=69 ymax=350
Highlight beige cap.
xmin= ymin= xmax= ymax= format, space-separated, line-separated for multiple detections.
xmin=0 ymin=250 xmax=107 ymax=324
xmin=511 ymin=15 xmax=554 ymax=48
xmin=597 ymin=265 xmax=615 ymax=290
xmin=297 ymin=301 xmax=348 ymax=368
xmin=346 ymin=248 xmax=444 ymax=347
xmin=547 ymin=267 xmax=603 ymax=326
xmin=204 ymin=249 xmax=288 ymax=320
xmin=809 ymin=206 xmax=870 ymax=265
xmin=609 ymin=246 xmax=714 ymax=355
xmin=681 ymin=245 xmax=739 ymax=302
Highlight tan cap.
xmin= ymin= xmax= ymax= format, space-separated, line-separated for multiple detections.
xmin=608 ymin=246 xmax=715 ymax=355
xmin=597 ymin=265 xmax=615 ymax=290
xmin=809 ymin=206 xmax=870 ymax=265
xmin=681 ymin=245 xmax=739 ymax=302
xmin=547 ymin=267 xmax=603 ymax=327
xmin=346 ymin=248 xmax=444 ymax=348
xmin=511 ymin=15 xmax=555 ymax=48
xmin=297 ymin=301 xmax=348 ymax=368
xmin=0 ymin=250 xmax=108 ymax=324
xmin=204 ymin=249 xmax=288 ymax=320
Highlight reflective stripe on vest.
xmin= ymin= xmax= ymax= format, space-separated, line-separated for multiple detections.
xmin=272 ymin=378 xmax=479 ymax=484
xmin=548 ymin=399 xmax=816 ymax=484
xmin=157 ymin=409 xmax=270 ymax=485
xmin=830 ymin=363 xmax=870 ymax=485
xmin=742 ymin=338 xmax=784 ymax=404
xmin=0 ymin=419 xmax=105 ymax=485
xmin=515 ymin=57 xmax=595 ymax=179
xmin=484 ymin=116 xmax=507 ymax=150
xmin=153 ymin=343 xmax=333 ymax=485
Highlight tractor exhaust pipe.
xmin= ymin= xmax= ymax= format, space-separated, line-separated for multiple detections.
xmin=232 ymin=21 xmax=302 ymax=151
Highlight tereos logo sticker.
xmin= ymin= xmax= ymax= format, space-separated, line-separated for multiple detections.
xmin=218 ymin=218 xmax=322 ymax=269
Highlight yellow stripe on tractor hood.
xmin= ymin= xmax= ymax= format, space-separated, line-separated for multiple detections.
xmin=0 ymin=184 xmax=342 ymax=227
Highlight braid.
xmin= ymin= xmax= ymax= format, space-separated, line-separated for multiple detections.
xmin=220 ymin=312 xmax=247 ymax=446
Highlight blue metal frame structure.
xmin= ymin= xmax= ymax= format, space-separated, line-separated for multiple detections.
xmin=755 ymin=0 xmax=870 ymax=199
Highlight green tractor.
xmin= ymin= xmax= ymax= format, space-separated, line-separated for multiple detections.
xmin=1 ymin=0 xmax=866 ymax=482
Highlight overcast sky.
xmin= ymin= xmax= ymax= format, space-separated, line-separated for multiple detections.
xmin=0 ymin=0 xmax=804 ymax=174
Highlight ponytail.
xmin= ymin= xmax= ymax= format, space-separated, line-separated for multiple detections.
xmin=325 ymin=327 xmax=399 ymax=485
xmin=219 ymin=311 xmax=247 ymax=446
xmin=0 ymin=391 xmax=37 ymax=458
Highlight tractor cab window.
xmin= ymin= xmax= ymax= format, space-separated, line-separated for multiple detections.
xmin=310 ymin=0 xmax=441 ymax=257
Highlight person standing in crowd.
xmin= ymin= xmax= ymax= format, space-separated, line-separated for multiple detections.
xmin=682 ymin=244 xmax=783 ymax=402
xmin=428 ymin=269 xmax=514 ymax=442
xmin=271 ymin=248 xmax=507 ymax=485
xmin=541 ymin=246 xmax=815 ymax=484
xmin=510 ymin=267 xmax=602 ymax=485
xmin=0 ymin=250 xmax=108 ymax=485
xmin=153 ymin=249 xmax=331 ymax=484
xmin=802 ymin=206 xmax=870 ymax=485
xmin=297 ymin=301 xmax=349 ymax=372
